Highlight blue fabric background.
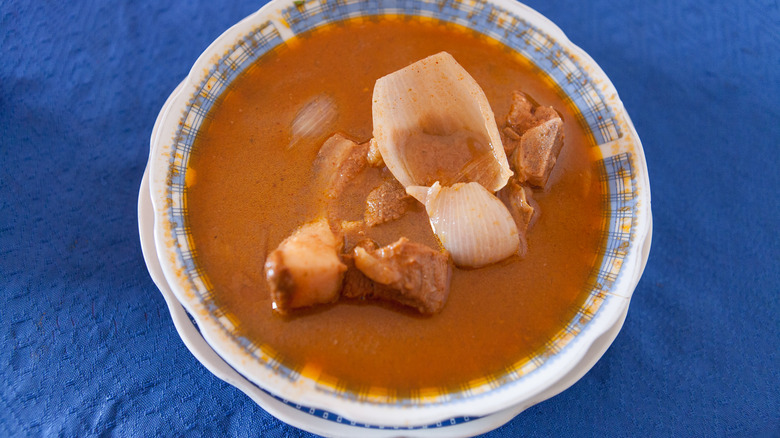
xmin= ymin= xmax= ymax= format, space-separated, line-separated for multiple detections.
xmin=1 ymin=0 xmax=778 ymax=436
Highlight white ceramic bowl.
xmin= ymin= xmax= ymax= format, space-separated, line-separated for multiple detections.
xmin=140 ymin=156 xmax=631 ymax=437
xmin=146 ymin=0 xmax=651 ymax=432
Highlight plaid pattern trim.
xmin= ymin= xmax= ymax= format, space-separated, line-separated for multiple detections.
xmin=594 ymin=152 xmax=636 ymax=292
xmin=165 ymin=21 xmax=292 ymax=379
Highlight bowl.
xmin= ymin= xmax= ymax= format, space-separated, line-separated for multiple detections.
xmin=140 ymin=162 xmax=631 ymax=437
xmin=145 ymin=0 xmax=651 ymax=432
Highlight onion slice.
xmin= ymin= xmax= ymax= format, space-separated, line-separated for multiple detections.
xmin=407 ymin=182 xmax=519 ymax=268
xmin=289 ymin=94 xmax=337 ymax=150
xmin=372 ymin=52 xmax=512 ymax=192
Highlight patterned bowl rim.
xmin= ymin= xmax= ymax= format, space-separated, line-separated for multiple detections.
xmin=148 ymin=0 xmax=651 ymax=427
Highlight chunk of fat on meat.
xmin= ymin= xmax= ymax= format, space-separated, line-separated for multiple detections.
xmin=265 ymin=220 xmax=347 ymax=314
xmin=497 ymin=180 xmax=539 ymax=257
xmin=352 ymin=238 xmax=452 ymax=314
xmin=312 ymin=133 xmax=370 ymax=199
xmin=364 ymin=178 xmax=413 ymax=227
xmin=502 ymin=92 xmax=565 ymax=188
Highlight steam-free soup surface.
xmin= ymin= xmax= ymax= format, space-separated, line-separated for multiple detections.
xmin=187 ymin=18 xmax=603 ymax=391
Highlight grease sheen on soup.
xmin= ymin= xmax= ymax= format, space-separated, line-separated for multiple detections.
xmin=186 ymin=17 xmax=604 ymax=391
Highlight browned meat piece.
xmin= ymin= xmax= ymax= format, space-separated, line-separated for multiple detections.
xmin=506 ymin=92 xmax=560 ymax=134
xmin=497 ymin=180 xmax=539 ymax=256
xmin=336 ymin=219 xmax=368 ymax=253
xmin=265 ymin=220 xmax=347 ymax=314
xmin=501 ymin=125 xmax=522 ymax=154
xmin=502 ymin=92 xmax=564 ymax=188
xmin=313 ymin=133 xmax=370 ymax=199
xmin=364 ymin=178 xmax=413 ymax=227
xmin=341 ymin=239 xmax=381 ymax=299
xmin=509 ymin=118 xmax=564 ymax=188
xmin=352 ymin=238 xmax=452 ymax=314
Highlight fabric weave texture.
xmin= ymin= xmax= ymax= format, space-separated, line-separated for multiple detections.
xmin=1 ymin=0 xmax=778 ymax=436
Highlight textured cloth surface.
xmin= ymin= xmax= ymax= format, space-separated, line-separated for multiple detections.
xmin=1 ymin=0 xmax=778 ymax=436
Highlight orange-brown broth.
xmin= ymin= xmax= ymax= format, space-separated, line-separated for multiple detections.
xmin=187 ymin=18 xmax=603 ymax=390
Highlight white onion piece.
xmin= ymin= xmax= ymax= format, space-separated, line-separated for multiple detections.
xmin=372 ymin=52 xmax=512 ymax=192
xmin=289 ymin=94 xmax=337 ymax=149
xmin=407 ymin=182 xmax=519 ymax=268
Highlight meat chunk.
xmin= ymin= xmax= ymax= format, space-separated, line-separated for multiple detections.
xmin=313 ymin=133 xmax=370 ymax=199
xmin=341 ymin=240 xmax=380 ymax=299
xmin=497 ymin=180 xmax=539 ymax=256
xmin=502 ymin=92 xmax=564 ymax=188
xmin=336 ymin=219 xmax=368 ymax=252
xmin=265 ymin=220 xmax=347 ymax=314
xmin=352 ymin=238 xmax=452 ymax=314
xmin=364 ymin=178 xmax=413 ymax=227
xmin=506 ymin=92 xmax=560 ymax=134
xmin=509 ymin=118 xmax=564 ymax=188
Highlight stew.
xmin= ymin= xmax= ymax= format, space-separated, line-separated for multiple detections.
xmin=186 ymin=17 xmax=603 ymax=390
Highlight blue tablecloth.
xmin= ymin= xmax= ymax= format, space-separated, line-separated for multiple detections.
xmin=2 ymin=0 xmax=778 ymax=436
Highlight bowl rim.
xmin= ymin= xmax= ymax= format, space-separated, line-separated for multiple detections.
xmin=147 ymin=0 xmax=652 ymax=427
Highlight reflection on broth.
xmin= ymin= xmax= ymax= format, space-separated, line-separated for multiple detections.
xmin=186 ymin=17 xmax=603 ymax=390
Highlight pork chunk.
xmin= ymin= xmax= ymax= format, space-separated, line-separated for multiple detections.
xmin=313 ymin=133 xmax=370 ymax=199
xmin=337 ymin=219 xmax=368 ymax=253
xmin=502 ymin=92 xmax=564 ymax=188
xmin=341 ymin=240 xmax=381 ymax=299
xmin=506 ymin=92 xmax=560 ymax=134
xmin=510 ymin=118 xmax=564 ymax=188
xmin=265 ymin=220 xmax=347 ymax=314
xmin=352 ymin=238 xmax=452 ymax=314
xmin=497 ymin=180 xmax=539 ymax=256
xmin=364 ymin=178 xmax=413 ymax=227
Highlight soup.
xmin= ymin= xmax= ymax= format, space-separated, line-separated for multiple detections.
xmin=186 ymin=17 xmax=603 ymax=391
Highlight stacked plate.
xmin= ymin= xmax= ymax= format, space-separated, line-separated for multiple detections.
xmin=139 ymin=1 xmax=651 ymax=435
